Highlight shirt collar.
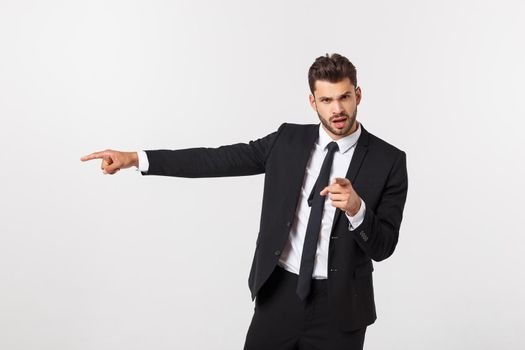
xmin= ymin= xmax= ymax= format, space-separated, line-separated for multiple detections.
xmin=317 ymin=121 xmax=362 ymax=154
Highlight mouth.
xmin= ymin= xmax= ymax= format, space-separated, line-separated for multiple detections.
xmin=331 ymin=116 xmax=348 ymax=129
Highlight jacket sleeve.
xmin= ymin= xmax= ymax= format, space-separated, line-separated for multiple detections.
xmin=141 ymin=124 xmax=285 ymax=178
xmin=352 ymin=150 xmax=408 ymax=261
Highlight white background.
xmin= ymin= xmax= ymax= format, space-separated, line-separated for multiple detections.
xmin=1 ymin=0 xmax=524 ymax=349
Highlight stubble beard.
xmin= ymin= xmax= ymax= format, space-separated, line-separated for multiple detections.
xmin=318 ymin=108 xmax=358 ymax=138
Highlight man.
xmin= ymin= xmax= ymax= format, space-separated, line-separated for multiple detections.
xmin=81 ymin=53 xmax=408 ymax=350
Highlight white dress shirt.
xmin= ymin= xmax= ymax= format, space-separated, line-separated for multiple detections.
xmin=137 ymin=150 xmax=149 ymax=173
xmin=136 ymin=123 xmax=366 ymax=279
xmin=278 ymin=123 xmax=365 ymax=279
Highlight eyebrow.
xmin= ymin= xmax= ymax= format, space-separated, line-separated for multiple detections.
xmin=318 ymin=91 xmax=353 ymax=100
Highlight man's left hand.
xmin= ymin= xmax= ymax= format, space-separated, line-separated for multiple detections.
xmin=320 ymin=177 xmax=361 ymax=216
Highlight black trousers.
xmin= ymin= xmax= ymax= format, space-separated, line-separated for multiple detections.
xmin=244 ymin=266 xmax=366 ymax=350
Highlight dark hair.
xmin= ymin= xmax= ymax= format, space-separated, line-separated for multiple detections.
xmin=308 ymin=53 xmax=357 ymax=94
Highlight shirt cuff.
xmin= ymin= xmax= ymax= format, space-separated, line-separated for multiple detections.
xmin=345 ymin=199 xmax=366 ymax=231
xmin=136 ymin=150 xmax=149 ymax=173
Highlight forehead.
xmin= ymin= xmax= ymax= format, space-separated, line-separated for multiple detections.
xmin=313 ymin=78 xmax=355 ymax=97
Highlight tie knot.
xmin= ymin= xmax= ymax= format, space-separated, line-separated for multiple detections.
xmin=326 ymin=141 xmax=339 ymax=153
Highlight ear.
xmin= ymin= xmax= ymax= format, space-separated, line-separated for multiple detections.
xmin=355 ymin=86 xmax=362 ymax=105
xmin=309 ymin=94 xmax=318 ymax=112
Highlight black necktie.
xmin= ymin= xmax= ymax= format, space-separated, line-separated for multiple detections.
xmin=297 ymin=141 xmax=339 ymax=300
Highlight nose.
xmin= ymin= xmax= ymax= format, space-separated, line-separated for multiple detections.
xmin=332 ymin=100 xmax=344 ymax=114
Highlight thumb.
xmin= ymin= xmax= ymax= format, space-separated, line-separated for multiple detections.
xmin=100 ymin=155 xmax=113 ymax=171
xmin=102 ymin=155 xmax=121 ymax=174
xmin=104 ymin=162 xmax=121 ymax=174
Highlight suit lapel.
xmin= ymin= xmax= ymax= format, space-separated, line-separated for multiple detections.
xmin=292 ymin=123 xmax=320 ymax=185
xmin=330 ymin=123 xmax=370 ymax=231
xmin=285 ymin=124 xmax=320 ymax=216
xmin=290 ymin=124 xmax=319 ymax=167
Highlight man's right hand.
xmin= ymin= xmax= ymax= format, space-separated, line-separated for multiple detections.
xmin=80 ymin=150 xmax=138 ymax=175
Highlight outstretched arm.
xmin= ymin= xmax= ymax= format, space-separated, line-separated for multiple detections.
xmin=80 ymin=124 xmax=285 ymax=177
xmin=142 ymin=128 xmax=281 ymax=178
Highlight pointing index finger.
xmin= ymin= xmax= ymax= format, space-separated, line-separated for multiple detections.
xmin=320 ymin=182 xmax=336 ymax=196
xmin=80 ymin=151 xmax=106 ymax=162
xmin=320 ymin=178 xmax=350 ymax=196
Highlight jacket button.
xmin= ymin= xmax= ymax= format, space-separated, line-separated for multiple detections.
xmin=330 ymin=268 xmax=338 ymax=272
xmin=274 ymin=250 xmax=281 ymax=256
xmin=285 ymin=221 xmax=292 ymax=227
xmin=331 ymin=236 xmax=339 ymax=240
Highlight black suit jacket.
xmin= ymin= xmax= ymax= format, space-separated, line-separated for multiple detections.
xmin=142 ymin=122 xmax=408 ymax=331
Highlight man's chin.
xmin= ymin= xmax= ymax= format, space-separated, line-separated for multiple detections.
xmin=330 ymin=122 xmax=354 ymax=135
xmin=319 ymin=113 xmax=357 ymax=137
